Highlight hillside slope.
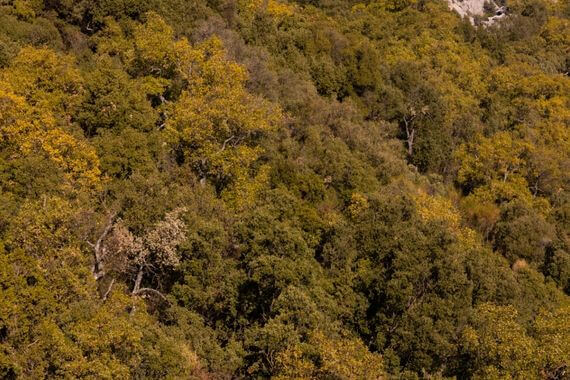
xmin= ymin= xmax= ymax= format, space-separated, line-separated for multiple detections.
xmin=0 ymin=0 xmax=568 ymax=378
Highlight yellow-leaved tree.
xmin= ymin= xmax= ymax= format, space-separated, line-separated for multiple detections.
xmin=95 ymin=12 xmax=282 ymax=208
xmin=275 ymin=330 xmax=385 ymax=379
xmin=0 ymin=51 xmax=101 ymax=195
xmin=166 ymin=36 xmax=281 ymax=208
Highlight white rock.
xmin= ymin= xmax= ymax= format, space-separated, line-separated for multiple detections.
xmin=446 ymin=0 xmax=508 ymax=26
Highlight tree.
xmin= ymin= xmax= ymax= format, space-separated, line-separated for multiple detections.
xmin=166 ymin=36 xmax=281 ymax=206
xmin=1 ymin=47 xmax=84 ymax=115
xmin=534 ymin=301 xmax=570 ymax=379
xmin=461 ymin=303 xmax=539 ymax=378
xmin=275 ymin=330 xmax=385 ymax=379
xmin=381 ymin=62 xmax=448 ymax=171
xmin=91 ymin=208 xmax=187 ymax=301
xmin=0 ymin=79 xmax=100 ymax=197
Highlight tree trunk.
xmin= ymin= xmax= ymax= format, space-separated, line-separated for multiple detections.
xmin=132 ymin=266 xmax=144 ymax=294
xmin=403 ymin=115 xmax=415 ymax=157
xmin=407 ymin=128 xmax=415 ymax=156
xmin=88 ymin=212 xmax=116 ymax=281
xmin=102 ymin=279 xmax=115 ymax=301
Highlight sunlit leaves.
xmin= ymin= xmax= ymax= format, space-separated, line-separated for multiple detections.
xmin=462 ymin=303 xmax=539 ymax=378
xmin=166 ymin=36 xmax=281 ymax=206
xmin=0 ymin=81 xmax=100 ymax=194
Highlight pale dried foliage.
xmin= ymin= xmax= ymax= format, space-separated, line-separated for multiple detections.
xmin=512 ymin=259 xmax=528 ymax=272
xmin=144 ymin=210 xmax=186 ymax=267
xmin=103 ymin=208 xmax=187 ymax=276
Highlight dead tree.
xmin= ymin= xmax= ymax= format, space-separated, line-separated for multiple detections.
xmin=87 ymin=209 xmax=186 ymax=304
xmin=403 ymin=113 xmax=416 ymax=156
xmin=86 ymin=212 xmax=117 ymax=282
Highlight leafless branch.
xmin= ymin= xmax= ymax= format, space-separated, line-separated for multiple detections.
xmin=133 ymin=288 xmax=171 ymax=304
xmin=102 ymin=279 xmax=116 ymax=301
xmin=88 ymin=211 xmax=117 ymax=281
xmin=220 ymin=135 xmax=236 ymax=152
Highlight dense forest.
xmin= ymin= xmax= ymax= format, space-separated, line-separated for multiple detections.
xmin=0 ymin=0 xmax=568 ymax=378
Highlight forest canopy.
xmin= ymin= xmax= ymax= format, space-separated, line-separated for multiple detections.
xmin=0 ymin=0 xmax=568 ymax=378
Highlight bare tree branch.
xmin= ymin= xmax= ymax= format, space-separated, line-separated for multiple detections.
xmin=133 ymin=288 xmax=171 ymax=304
xmin=219 ymin=135 xmax=236 ymax=152
xmin=102 ymin=279 xmax=115 ymax=301
xmin=87 ymin=211 xmax=117 ymax=281
xmin=132 ymin=266 xmax=144 ymax=295
xmin=403 ymin=115 xmax=416 ymax=156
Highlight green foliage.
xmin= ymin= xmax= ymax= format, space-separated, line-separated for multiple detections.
xmin=461 ymin=303 xmax=539 ymax=378
xmin=0 ymin=0 xmax=568 ymax=378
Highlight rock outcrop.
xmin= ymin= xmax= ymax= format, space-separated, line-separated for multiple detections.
xmin=446 ymin=0 xmax=508 ymax=25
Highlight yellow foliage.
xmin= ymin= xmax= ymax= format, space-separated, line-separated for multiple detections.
xmin=133 ymin=11 xmax=179 ymax=75
xmin=541 ymin=17 xmax=570 ymax=46
xmin=95 ymin=17 xmax=137 ymax=67
xmin=238 ymin=0 xmax=296 ymax=19
xmin=0 ymin=48 xmax=99 ymax=192
xmin=459 ymin=195 xmax=501 ymax=238
xmin=275 ymin=330 xmax=384 ymax=379
xmin=415 ymin=191 xmax=460 ymax=226
xmin=7 ymin=196 xmax=75 ymax=257
xmin=95 ymin=13 xmax=282 ymax=206
xmin=222 ymin=163 xmax=272 ymax=210
xmin=274 ymin=344 xmax=315 ymax=379
xmin=134 ymin=12 xmax=174 ymax=61
xmin=415 ymin=191 xmax=478 ymax=250
xmin=534 ymin=301 xmax=570 ymax=373
xmin=166 ymin=36 xmax=281 ymax=206
xmin=348 ymin=192 xmax=369 ymax=219
xmin=375 ymin=0 xmax=418 ymax=12
xmin=1 ymin=47 xmax=84 ymax=115
xmin=456 ymin=132 xmax=530 ymax=187
xmin=97 ymin=12 xmax=179 ymax=75
xmin=12 ymin=0 xmax=42 ymax=19
xmin=321 ymin=205 xmax=343 ymax=228
xmin=462 ymin=303 xmax=540 ymax=379
xmin=0 ymin=82 xmax=101 ymax=192
xmin=311 ymin=330 xmax=384 ymax=379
